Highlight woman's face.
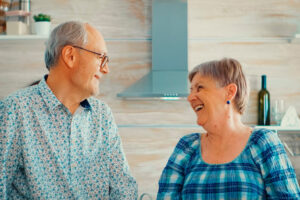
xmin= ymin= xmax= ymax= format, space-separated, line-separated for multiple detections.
xmin=187 ymin=73 xmax=228 ymax=127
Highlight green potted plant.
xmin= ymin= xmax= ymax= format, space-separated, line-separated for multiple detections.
xmin=33 ymin=13 xmax=51 ymax=36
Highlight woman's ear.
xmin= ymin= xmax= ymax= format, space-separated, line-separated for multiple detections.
xmin=61 ymin=45 xmax=76 ymax=69
xmin=226 ymin=83 xmax=237 ymax=101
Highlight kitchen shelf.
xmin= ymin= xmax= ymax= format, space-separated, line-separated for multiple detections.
xmin=0 ymin=35 xmax=297 ymax=43
xmin=190 ymin=37 xmax=293 ymax=43
xmin=0 ymin=34 xmax=48 ymax=40
xmin=117 ymin=124 xmax=300 ymax=133
xmin=255 ymin=125 xmax=300 ymax=132
xmin=5 ymin=10 xmax=30 ymax=16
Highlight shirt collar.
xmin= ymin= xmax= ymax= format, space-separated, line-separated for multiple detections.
xmin=38 ymin=75 xmax=92 ymax=111
xmin=80 ymin=99 xmax=91 ymax=109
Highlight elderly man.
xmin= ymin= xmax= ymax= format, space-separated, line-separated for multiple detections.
xmin=0 ymin=21 xmax=137 ymax=199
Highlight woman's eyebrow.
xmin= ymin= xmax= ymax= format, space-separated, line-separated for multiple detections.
xmin=190 ymin=83 xmax=199 ymax=90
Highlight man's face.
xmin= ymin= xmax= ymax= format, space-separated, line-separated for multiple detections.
xmin=71 ymin=25 xmax=109 ymax=97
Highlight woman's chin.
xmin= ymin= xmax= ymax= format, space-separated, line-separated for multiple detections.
xmin=196 ymin=119 xmax=205 ymax=127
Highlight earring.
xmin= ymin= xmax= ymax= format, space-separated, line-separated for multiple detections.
xmin=226 ymin=100 xmax=230 ymax=104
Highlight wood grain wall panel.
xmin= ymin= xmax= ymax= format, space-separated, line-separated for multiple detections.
xmin=189 ymin=41 xmax=300 ymax=124
xmin=119 ymin=127 xmax=201 ymax=197
xmin=1 ymin=0 xmax=299 ymax=123
xmin=189 ymin=0 xmax=300 ymax=38
xmin=0 ymin=40 xmax=151 ymax=98
xmin=0 ymin=41 xmax=47 ymax=98
xmin=99 ymin=40 xmax=151 ymax=96
xmin=31 ymin=0 xmax=152 ymax=39
xmin=1 ymin=0 xmax=300 ymax=197
xmin=110 ymin=100 xmax=196 ymax=125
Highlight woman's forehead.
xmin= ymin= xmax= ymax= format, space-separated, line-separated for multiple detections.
xmin=190 ymin=73 xmax=219 ymax=87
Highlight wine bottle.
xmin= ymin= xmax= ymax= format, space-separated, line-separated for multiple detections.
xmin=258 ymin=75 xmax=270 ymax=125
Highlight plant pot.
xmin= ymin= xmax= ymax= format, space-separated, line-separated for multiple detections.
xmin=34 ymin=21 xmax=51 ymax=36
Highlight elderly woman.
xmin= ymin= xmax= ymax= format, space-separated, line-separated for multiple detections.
xmin=157 ymin=58 xmax=300 ymax=199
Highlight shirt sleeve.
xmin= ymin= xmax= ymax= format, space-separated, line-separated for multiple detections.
xmin=157 ymin=133 xmax=198 ymax=200
xmin=105 ymin=106 xmax=138 ymax=200
xmin=250 ymin=129 xmax=300 ymax=199
xmin=0 ymin=99 xmax=22 ymax=199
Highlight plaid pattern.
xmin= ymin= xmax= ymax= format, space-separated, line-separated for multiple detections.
xmin=157 ymin=129 xmax=300 ymax=200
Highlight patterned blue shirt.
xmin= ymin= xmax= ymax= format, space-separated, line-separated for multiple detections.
xmin=157 ymin=129 xmax=300 ymax=199
xmin=0 ymin=76 xmax=138 ymax=199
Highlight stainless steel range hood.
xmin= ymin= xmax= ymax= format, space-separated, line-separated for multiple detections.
xmin=117 ymin=0 xmax=188 ymax=100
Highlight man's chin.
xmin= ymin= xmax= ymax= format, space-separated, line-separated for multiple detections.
xmin=91 ymin=89 xmax=99 ymax=97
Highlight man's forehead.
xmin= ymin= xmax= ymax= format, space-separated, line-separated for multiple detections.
xmin=84 ymin=24 xmax=107 ymax=52
xmin=85 ymin=24 xmax=103 ymax=39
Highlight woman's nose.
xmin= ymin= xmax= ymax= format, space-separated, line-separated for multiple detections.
xmin=187 ymin=92 xmax=196 ymax=102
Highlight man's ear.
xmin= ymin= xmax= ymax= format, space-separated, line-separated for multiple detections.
xmin=61 ymin=45 xmax=76 ymax=69
xmin=226 ymin=83 xmax=237 ymax=101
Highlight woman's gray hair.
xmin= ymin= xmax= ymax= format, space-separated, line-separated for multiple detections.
xmin=44 ymin=21 xmax=88 ymax=70
xmin=189 ymin=58 xmax=249 ymax=114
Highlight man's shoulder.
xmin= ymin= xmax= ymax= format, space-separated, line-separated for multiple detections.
xmin=1 ymin=85 xmax=40 ymax=118
xmin=88 ymin=97 xmax=111 ymax=112
xmin=2 ymin=85 xmax=40 ymax=107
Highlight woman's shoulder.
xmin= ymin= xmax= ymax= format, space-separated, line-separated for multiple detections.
xmin=250 ymin=128 xmax=280 ymax=145
xmin=168 ymin=133 xmax=201 ymax=166
xmin=248 ymin=128 xmax=284 ymax=156
xmin=174 ymin=133 xmax=201 ymax=155
xmin=179 ymin=133 xmax=201 ymax=148
xmin=180 ymin=133 xmax=201 ymax=143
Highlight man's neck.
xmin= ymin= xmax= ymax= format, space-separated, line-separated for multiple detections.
xmin=46 ymin=70 xmax=87 ymax=114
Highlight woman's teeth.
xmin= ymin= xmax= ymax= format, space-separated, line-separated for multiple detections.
xmin=195 ymin=105 xmax=204 ymax=111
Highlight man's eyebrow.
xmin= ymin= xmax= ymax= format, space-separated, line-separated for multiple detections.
xmin=97 ymin=50 xmax=107 ymax=55
xmin=93 ymin=50 xmax=106 ymax=56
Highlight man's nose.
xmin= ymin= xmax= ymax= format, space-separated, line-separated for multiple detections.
xmin=100 ymin=63 xmax=109 ymax=74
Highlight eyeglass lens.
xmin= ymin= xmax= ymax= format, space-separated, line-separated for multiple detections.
xmin=101 ymin=56 xmax=109 ymax=69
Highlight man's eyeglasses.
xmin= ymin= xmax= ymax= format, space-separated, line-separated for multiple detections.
xmin=73 ymin=45 xmax=109 ymax=69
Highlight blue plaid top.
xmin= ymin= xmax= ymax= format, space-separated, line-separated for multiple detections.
xmin=0 ymin=76 xmax=137 ymax=199
xmin=157 ymin=129 xmax=300 ymax=199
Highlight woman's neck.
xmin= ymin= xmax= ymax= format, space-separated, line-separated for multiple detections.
xmin=203 ymin=112 xmax=250 ymax=144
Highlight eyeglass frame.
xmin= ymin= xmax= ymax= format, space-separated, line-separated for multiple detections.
xmin=72 ymin=45 xmax=109 ymax=69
